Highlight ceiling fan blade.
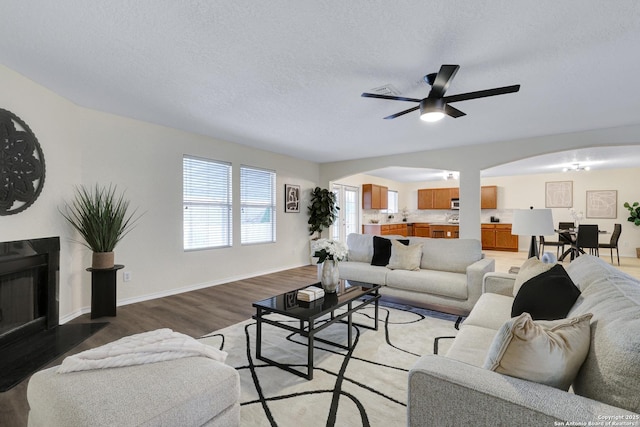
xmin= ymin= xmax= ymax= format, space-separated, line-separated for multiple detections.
xmin=429 ymin=64 xmax=460 ymax=98
xmin=383 ymin=105 xmax=420 ymax=120
xmin=444 ymin=104 xmax=466 ymax=118
xmin=443 ymin=84 xmax=521 ymax=104
xmin=361 ymin=93 xmax=422 ymax=103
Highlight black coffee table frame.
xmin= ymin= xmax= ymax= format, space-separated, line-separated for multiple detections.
xmin=252 ymin=280 xmax=380 ymax=380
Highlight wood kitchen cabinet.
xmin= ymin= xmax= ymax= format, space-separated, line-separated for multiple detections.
xmin=481 ymin=223 xmax=518 ymax=251
xmin=413 ymin=223 xmax=431 ymax=237
xmin=481 ymin=186 xmax=498 ymax=209
xmin=362 ymin=184 xmax=388 ymax=210
xmin=417 ymin=189 xmax=435 ymax=209
xmin=418 ymin=185 xmax=497 ymax=210
xmin=362 ymin=223 xmax=408 ymax=236
xmin=418 ymin=187 xmax=458 ymax=209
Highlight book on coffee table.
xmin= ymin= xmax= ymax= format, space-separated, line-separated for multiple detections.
xmin=297 ymin=286 xmax=325 ymax=302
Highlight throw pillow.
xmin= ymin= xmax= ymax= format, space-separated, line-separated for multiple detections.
xmin=483 ymin=312 xmax=593 ymax=391
xmin=371 ymin=236 xmax=409 ymax=266
xmin=511 ymin=264 xmax=581 ymax=320
xmin=386 ymin=240 xmax=423 ymax=271
xmin=512 ymin=256 xmax=555 ymax=297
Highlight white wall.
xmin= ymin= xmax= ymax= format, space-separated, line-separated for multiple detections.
xmin=0 ymin=64 xmax=319 ymax=322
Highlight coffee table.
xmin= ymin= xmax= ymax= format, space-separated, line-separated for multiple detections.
xmin=252 ymin=279 xmax=380 ymax=380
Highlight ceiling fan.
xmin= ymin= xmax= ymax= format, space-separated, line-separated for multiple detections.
xmin=361 ymin=64 xmax=520 ymax=122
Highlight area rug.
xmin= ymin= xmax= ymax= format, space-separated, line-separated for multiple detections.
xmin=199 ymin=302 xmax=460 ymax=427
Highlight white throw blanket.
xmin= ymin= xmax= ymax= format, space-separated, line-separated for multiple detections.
xmin=57 ymin=328 xmax=227 ymax=374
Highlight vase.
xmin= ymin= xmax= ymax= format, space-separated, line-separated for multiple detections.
xmin=321 ymin=260 xmax=340 ymax=293
xmin=92 ymin=251 xmax=115 ymax=269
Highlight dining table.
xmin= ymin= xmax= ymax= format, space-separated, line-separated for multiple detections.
xmin=556 ymin=228 xmax=608 ymax=262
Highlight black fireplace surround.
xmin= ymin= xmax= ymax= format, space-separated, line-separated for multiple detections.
xmin=0 ymin=236 xmax=59 ymax=349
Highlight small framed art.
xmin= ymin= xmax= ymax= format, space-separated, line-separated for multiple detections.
xmin=545 ymin=181 xmax=573 ymax=208
xmin=285 ymin=184 xmax=300 ymax=213
xmin=586 ymin=190 xmax=617 ymax=219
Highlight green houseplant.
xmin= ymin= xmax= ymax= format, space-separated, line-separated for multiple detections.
xmin=60 ymin=184 xmax=141 ymax=269
xmin=307 ymin=187 xmax=339 ymax=238
xmin=624 ymin=201 xmax=640 ymax=258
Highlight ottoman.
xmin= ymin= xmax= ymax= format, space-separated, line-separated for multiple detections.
xmin=27 ymin=356 xmax=240 ymax=427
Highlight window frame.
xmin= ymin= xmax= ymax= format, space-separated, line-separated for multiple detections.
xmin=240 ymin=164 xmax=276 ymax=245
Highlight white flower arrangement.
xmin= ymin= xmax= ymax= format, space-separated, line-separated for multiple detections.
xmin=311 ymin=238 xmax=348 ymax=263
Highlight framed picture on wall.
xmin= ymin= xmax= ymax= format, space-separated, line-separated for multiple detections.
xmin=285 ymin=184 xmax=300 ymax=213
xmin=586 ymin=190 xmax=617 ymax=218
xmin=545 ymin=181 xmax=573 ymax=208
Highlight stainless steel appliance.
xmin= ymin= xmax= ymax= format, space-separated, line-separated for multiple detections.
xmin=451 ymin=198 xmax=460 ymax=210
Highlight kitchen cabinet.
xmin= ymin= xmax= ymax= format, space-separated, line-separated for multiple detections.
xmin=417 ymin=189 xmax=435 ymax=209
xmin=413 ymin=223 xmax=431 ymax=237
xmin=362 ymin=223 xmax=408 ymax=236
xmin=418 ymin=187 xmax=458 ymax=209
xmin=429 ymin=224 xmax=459 ymax=239
xmin=481 ymin=223 xmax=518 ymax=251
xmin=481 ymin=186 xmax=498 ymax=209
xmin=362 ymin=184 xmax=388 ymax=210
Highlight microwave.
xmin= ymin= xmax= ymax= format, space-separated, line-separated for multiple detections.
xmin=451 ymin=198 xmax=460 ymax=210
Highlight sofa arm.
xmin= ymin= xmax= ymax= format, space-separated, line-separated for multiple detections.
xmin=482 ymin=272 xmax=516 ymax=296
xmin=408 ymin=355 xmax=635 ymax=427
xmin=465 ymin=258 xmax=495 ymax=306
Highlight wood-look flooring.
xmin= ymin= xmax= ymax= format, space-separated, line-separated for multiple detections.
xmin=0 ymin=265 xmax=317 ymax=427
xmin=2 ymin=251 xmax=639 ymax=427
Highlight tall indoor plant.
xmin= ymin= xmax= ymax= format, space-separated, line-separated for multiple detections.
xmin=60 ymin=184 xmax=141 ymax=269
xmin=624 ymin=201 xmax=640 ymax=258
xmin=307 ymin=187 xmax=339 ymax=238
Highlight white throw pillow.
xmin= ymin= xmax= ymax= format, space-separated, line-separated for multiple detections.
xmin=512 ymin=256 xmax=555 ymax=297
xmin=483 ymin=312 xmax=593 ymax=390
xmin=386 ymin=240 xmax=423 ymax=271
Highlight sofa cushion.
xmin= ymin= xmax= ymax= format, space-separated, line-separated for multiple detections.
xmin=511 ymin=264 xmax=580 ymax=320
xmin=387 ymin=240 xmax=423 ymax=271
xmin=463 ymin=293 xmax=514 ymax=331
xmin=385 ymin=269 xmax=468 ymax=300
xmin=338 ymin=261 xmax=388 ymax=286
xmin=483 ymin=312 xmax=592 ymax=391
xmin=512 ymin=256 xmax=555 ymax=296
xmin=564 ymin=255 xmax=640 ymax=413
xmin=445 ymin=325 xmax=498 ymax=367
xmin=410 ymin=238 xmax=482 ymax=274
xmin=346 ymin=233 xmax=374 ymax=263
xmin=371 ymin=236 xmax=409 ymax=266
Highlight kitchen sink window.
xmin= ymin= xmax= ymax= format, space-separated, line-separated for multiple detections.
xmin=385 ymin=190 xmax=398 ymax=215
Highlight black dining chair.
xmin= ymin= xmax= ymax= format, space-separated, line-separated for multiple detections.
xmin=599 ymin=223 xmax=622 ymax=265
xmin=576 ymin=224 xmax=600 ymax=257
xmin=539 ymin=235 xmax=565 ymax=258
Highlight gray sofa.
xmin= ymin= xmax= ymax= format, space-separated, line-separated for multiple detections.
xmin=408 ymin=254 xmax=640 ymax=426
xmin=339 ymin=233 xmax=495 ymax=316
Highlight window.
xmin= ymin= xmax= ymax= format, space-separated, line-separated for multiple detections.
xmin=241 ymin=165 xmax=276 ymax=244
xmin=183 ymin=156 xmax=232 ymax=250
xmin=386 ymin=190 xmax=399 ymax=214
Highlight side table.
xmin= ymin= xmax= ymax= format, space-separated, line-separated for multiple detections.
xmin=87 ymin=265 xmax=124 ymax=319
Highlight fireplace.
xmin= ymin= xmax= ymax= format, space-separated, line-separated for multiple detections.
xmin=0 ymin=237 xmax=59 ymax=349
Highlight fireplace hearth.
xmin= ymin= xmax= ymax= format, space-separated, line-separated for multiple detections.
xmin=0 ymin=237 xmax=107 ymax=391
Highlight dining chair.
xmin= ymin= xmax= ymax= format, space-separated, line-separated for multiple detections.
xmin=558 ymin=221 xmax=575 ymax=230
xmin=598 ymin=223 xmax=622 ymax=265
xmin=539 ymin=235 xmax=565 ymax=258
xmin=576 ymin=224 xmax=599 ymax=257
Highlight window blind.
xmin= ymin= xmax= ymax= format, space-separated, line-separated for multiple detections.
xmin=183 ymin=156 xmax=232 ymax=250
xmin=240 ymin=165 xmax=276 ymax=244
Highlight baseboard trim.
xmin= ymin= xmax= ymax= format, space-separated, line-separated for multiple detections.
xmin=59 ymin=263 xmax=310 ymax=324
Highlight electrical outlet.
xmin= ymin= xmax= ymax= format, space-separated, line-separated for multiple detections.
xmin=123 ymin=271 xmax=132 ymax=282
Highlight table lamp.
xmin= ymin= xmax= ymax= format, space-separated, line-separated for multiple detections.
xmin=511 ymin=207 xmax=555 ymax=259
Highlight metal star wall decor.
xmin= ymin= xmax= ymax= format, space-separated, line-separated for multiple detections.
xmin=0 ymin=109 xmax=46 ymax=215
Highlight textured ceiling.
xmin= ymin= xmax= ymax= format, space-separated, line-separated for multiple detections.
xmin=1 ymin=1 xmax=640 ymax=173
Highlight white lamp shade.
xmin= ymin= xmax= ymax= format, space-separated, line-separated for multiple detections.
xmin=511 ymin=209 xmax=555 ymax=236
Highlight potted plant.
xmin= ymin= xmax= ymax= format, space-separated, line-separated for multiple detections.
xmin=60 ymin=184 xmax=141 ymax=269
xmin=624 ymin=201 xmax=640 ymax=258
xmin=307 ymin=187 xmax=339 ymax=238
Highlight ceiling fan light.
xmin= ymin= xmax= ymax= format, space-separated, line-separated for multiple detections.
xmin=420 ymin=111 xmax=445 ymax=122
xmin=420 ymin=98 xmax=445 ymax=122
